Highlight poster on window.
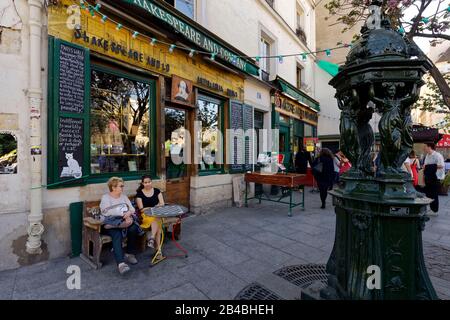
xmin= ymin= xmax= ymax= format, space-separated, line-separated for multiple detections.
xmin=171 ymin=75 xmax=194 ymax=106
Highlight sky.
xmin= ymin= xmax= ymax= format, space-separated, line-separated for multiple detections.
xmin=403 ymin=1 xmax=449 ymax=55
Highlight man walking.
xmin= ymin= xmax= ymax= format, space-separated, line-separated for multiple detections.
xmin=423 ymin=143 xmax=445 ymax=214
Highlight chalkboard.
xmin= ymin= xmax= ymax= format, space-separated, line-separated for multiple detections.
xmin=243 ymin=105 xmax=254 ymax=171
xmin=59 ymin=43 xmax=85 ymax=113
xmin=58 ymin=117 xmax=84 ymax=180
xmin=230 ymin=102 xmax=244 ymax=171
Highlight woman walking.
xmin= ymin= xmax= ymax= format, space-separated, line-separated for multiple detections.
xmin=312 ymin=148 xmax=335 ymax=209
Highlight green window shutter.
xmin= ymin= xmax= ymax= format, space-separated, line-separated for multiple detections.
xmin=47 ymin=38 xmax=90 ymax=189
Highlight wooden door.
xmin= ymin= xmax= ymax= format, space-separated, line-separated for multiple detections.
xmin=164 ymin=107 xmax=191 ymax=209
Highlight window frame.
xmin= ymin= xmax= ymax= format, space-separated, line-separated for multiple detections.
xmin=196 ymin=93 xmax=225 ymax=176
xmin=174 ymin=0 xmax=196 ymax=20
xmin=87 ymin=64 xmax=158 ymax=184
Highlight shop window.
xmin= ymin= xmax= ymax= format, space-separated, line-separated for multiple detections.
xmin=164 ymin=0 xmax=195 ymax=19
xmin=165 ymin=107 xmax=187 ymax=179
xmin=90 ymin=69 xmax=152 ymax=174
xmin=296 ymin=65 xmax=303 ymax=90
xmin=0 ymin=132 xmax=17 ymax=174
xmin=197 ymin=95 xmax=222 ymax=173
xmin=304 ymin=123 xmax=316 ymax=137
xmin=259 ymin=34 xmax=273 ymax=81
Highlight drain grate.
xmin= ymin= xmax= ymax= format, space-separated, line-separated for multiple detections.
xmin=234 ymin=283 xmax=284 ymax=300
xmin=274 ymin=264 xmax=328 ymax=289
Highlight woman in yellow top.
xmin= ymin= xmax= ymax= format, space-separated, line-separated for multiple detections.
xmin=135 ymin=175 xmax=165 ymax=260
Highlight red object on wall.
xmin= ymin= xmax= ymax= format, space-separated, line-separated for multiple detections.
xmin=437 ymin=134 xmax=450 ymax=148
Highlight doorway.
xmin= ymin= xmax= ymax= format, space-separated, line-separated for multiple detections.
xmin=164 ymin=106 xmax=191 ymax=209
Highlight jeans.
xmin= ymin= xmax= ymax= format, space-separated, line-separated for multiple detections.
xmin=425 ymin=181 xmax=440 ymax=212
xmin=103 ymin=223 xmax=139 ymax=264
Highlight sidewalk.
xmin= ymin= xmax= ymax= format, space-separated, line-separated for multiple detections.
xmin=1 ymin=187 xmax=449 ymax=300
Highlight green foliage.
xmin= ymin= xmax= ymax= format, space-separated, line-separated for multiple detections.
xmin=415 ymin=73 xmax=450 ymax=129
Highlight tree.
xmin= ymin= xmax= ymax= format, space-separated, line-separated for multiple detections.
xmin=323 ymin=0 xmax=450 ymax=108
xmin=416 ymin=73 xmax=450 ymax=130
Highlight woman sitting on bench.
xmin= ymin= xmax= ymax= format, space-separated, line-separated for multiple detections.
xmin=100 ymin=177 xmax=141 ymax=275
xmin=135 ymin=175 xmax=165 ymax=261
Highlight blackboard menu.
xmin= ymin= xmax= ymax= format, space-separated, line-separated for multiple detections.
xmin=243 ymin=105 xmax=254 ymax=171
xmin=59 ymin=44 xmax=85 ymax=114
xmin=58 ymin=117 xmax=84 ymax=180
xmin=230 ymin=102 xmax=244 ymax=171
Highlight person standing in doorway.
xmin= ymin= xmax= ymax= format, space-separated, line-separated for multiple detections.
xmin=295 ymin=145 xmax=313 ymax=174
xmin=423 ymin=143 xmax=445 ymax=214
xmin=312 ymin=148 xmax=335 ymax=209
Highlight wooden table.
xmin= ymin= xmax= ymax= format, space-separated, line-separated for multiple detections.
xmin=244 ymin=172 xmax=307 ymax=216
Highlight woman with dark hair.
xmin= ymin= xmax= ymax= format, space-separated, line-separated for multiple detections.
xmin=312 ymin=148 xmax=335 ymax=209
xmin=135 ymin=175 xmax=165 ymax=260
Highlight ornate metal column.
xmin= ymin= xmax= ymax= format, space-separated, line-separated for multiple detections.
xmin=305 ymin=1 xmax=437 ymax=300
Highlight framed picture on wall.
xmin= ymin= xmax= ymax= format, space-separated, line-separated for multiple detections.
xmin=171 ymin=75 xmax=194 ymax=106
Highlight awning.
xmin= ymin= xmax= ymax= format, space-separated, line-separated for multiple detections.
xmin=412 ymin=125 xmax=442 ymax=143
xmin=316 ymin=60 xmax=339 ymax=77
xmin=437 ymin=134 xmax=450 ymax=148
xmin=272 ymin=76 xmax=320 ymax=112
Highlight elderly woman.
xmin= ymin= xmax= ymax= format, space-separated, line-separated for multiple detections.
xmin=100 ymin=177 xmax=140 ymax=275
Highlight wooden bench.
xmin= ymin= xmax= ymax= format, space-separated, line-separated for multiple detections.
xmin=79 ymin=196 xmax=181 ymax=269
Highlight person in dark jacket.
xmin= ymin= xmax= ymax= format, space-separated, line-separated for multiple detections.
xmin=423 ymin=163 xmax=439 ymax=213
xmin=312 ymin=148 xmax=335 ymax=209
xmin=295 ymin=145 xmax=313 ymax=174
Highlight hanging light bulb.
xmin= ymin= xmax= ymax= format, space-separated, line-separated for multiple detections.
xmin=101 ymin=15 xmax=107 ymax=23
xmin=116 ymin=23 xmax=123 ymax=30
xmin=189 ymin=49 xmax=195 ymax=57
xmin=278 ymin=56 xmax=283 ymax=64
xmin=94 ymin=3 xmax=101 ymax=11
xmin=255 ymin=56 xmax=260 ymax=62
xmin=301 ymin=53 xmax=307 ymax=61
xmin=150 ymin=38 xmax=157 ymax=46
xmin=89 ymin=9 xmax=95 ymax=18
xmin=421 ymin=17 xmax=429 ymax=23
xmin=132 ymin=31 xmax=139 ymax=38
xmin=169 ymin=44 xmax=176 ymax=53
xmin=80 ymin=0 xmax=86 ymax=10
xmin=398 ymin=27 xmax=405 ymax=34
xmin=211 ymin=53 xmax=216 ymax=60
xmin=447 ymin=5 xmax=450 ymax=12
xmin=325 ymin=49 xmax=331 ymax=57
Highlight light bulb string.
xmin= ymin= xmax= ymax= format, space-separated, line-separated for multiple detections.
xmin=80 ymin=1 xmax=353 ymax=62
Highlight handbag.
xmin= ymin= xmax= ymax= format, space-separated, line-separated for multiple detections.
xmin=313 ymin=159 xmax=323 ymax=173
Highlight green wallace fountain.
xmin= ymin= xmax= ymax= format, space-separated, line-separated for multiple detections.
xmin=302 ymin=0 xmax=438 ymax=300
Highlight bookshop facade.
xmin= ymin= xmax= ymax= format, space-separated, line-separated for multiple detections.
xmin=32 ymin=0 xmax=261 ymax=262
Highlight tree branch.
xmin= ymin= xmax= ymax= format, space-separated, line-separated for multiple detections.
xmin=412 ymin=32 xmax=450 ymax=40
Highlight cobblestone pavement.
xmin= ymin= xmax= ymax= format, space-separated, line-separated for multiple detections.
xmin=0 ymin=187 xmax=449 ymax=300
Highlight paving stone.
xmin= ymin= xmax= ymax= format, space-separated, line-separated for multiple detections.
xmin=147 ymin=283 xmax=209 ymax=300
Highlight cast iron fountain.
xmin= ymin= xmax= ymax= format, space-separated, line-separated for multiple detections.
xmin=301 ymin=0 xmax=438 ymax=300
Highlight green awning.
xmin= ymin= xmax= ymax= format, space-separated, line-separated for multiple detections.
xmin=317 ymin=60 xmax=340 ymax=77
xmin=274 ymin=77 xmax=320 ymax=112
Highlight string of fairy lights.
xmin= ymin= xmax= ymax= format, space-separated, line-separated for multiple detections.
xmin=78 ymin=0 xmax=352 ymax=66
xmin=78 ymin=1 xmax=450 ymax=66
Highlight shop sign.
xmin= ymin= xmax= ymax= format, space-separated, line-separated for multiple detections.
xmin=437 ymin=134 xmax=450 ymax=148
xmin=122 ymin=0 xmax=259 ymax=76
xmin=304 ymin=138 xmax=318 ymax=152
xmin=74 ymin=29 xmax=170 ymax=73
xmin=274 ymin=94 xmax=318 ymax=124
xmin=197 ymin=77 xmax=238 ymax=98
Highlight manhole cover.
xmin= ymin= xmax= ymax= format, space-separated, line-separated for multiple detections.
xmin=274 ymin=264 xmax=328 ymax=289
xmin=234 ymin=283 xmax=284 ymax=300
